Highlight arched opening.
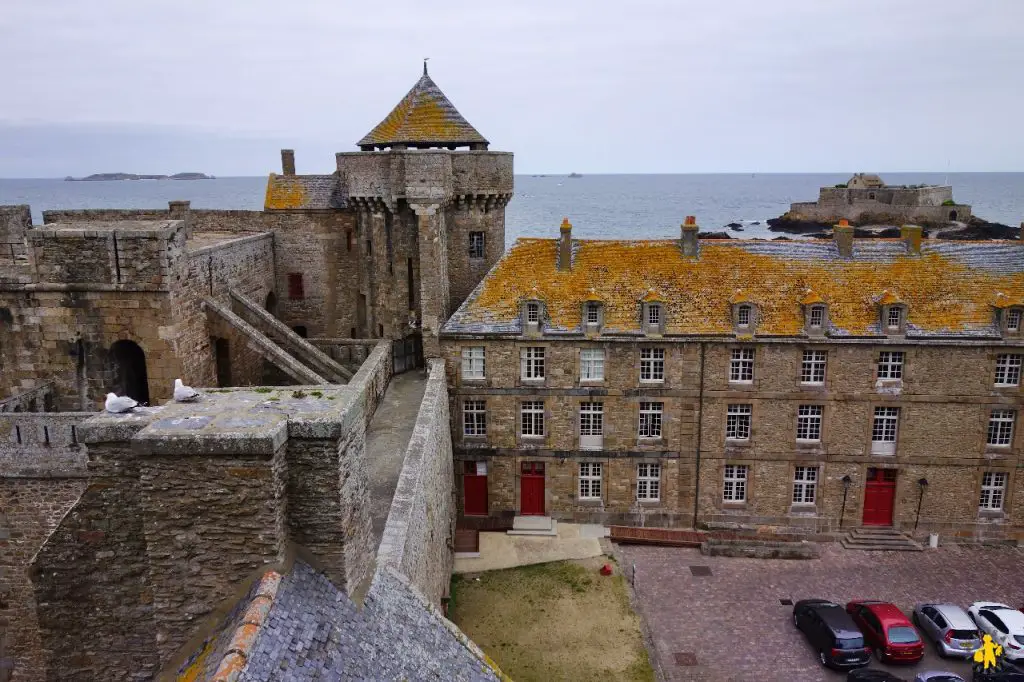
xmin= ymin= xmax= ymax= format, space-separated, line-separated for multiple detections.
xmin=949 ymin=210 xmax=958 ymax=221
xmin=265 ymin=291 xmax=278 ymax=317
xmin=109 ymin=340 xmax=150 ymax=404
xmin=292 ymin=325 xmax=308 ymax=338
xmin=868 ymin=192 xmax=876 ymax=200
xmin=213 ymin=337 xmax=232 ymax=387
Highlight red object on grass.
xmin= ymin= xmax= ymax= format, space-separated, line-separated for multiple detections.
xmin=600 ymin=564 xmax=613 ymax=576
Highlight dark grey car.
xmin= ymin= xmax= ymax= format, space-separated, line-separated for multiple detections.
xmin=913 ymin=603 xmax=982 ymax=658
xmin=794 ymin=599 xmax=872 ymax=669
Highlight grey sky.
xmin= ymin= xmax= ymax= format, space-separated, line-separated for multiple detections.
xmin=3 ymin=0 xmax=1023 ymax=176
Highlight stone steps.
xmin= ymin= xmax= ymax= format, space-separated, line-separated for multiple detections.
xmin=507 ymin=516 xmax=558 ymax=536
xmin=842 ymin=527 xmax=923 ymax=552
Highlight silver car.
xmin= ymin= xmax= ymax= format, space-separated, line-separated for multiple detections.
xmin=912 ymin=603 xmax=982 ymax=658
xmin=914 ymin=673 xmax=965 ymax=682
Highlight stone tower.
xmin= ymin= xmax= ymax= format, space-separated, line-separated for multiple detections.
xmin=337 ymin=63 xmax=513 ymax=357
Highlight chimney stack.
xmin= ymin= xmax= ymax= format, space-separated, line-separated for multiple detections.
xmin=281 ymin=149 xmax=296 ymax=176
xmin=680 ymin=215 xmax=699 ymax=257
xmin=168 ymin=200 xmax=192 ymax=235
xmin=900 ymin=224 xmax=922 ymax=254
xmin=558 ymin=217 xmax=573 ymax=272
xmin=834 ymin=219 xmax=854 ymax=258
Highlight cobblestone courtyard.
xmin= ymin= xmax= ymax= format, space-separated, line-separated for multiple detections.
xmin=617 ymin=543 xmax=1024 ymax=682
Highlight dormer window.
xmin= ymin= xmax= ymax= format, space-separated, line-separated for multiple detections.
xmin=640 ymin=296 xmax=665 ymax=335
xmin=648 ymin=304 xmax=661 ymax=327
xmin=1007 ymin=309 xmax=1021 ymax=332
xmin=887 ymin=306 xmax=902 ymax=330
xmin=730 ymin=297 xmax=758 ymax=335
xmin=522 ymin=299 xmax=544 ymax=334
xmin=527 ymin=302 xmax=540 ymax=323
xmin=809 ymin=305 xmax=825 ymax=328
xmin=737 ymin=305 xmax=751 ymax=328
xmin=586 ymin=302 xmax=600 ymax=325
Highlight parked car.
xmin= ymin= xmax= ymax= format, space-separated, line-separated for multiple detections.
xmin=914 ymin=672 xmax=966 ymax=682
xmin=967 ymin=602 xmax=1024 ymax=662
xmin=793 ymin=599 xmax=872 ymax=669
xmin=970 ymin=668 xmax=1024 ymax=682
xmin=848 ymin=670 xmax=908 ymax=681
xmin=847 ymin=600 xmax=925 ymax=664
xmin=913 ymin=603 xmax=983 ymax=658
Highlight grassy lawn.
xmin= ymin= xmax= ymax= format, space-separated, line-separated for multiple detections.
xmin=449 ymin=557 xmax=655 ymax=682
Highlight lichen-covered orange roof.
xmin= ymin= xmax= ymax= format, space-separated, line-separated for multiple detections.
xmin=359 ymin=73 xmax=487 ymax=147
xmin=449 ymin=238 xmax=1024 ymax=336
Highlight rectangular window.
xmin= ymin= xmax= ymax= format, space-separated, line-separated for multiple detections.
xmin=579 ymin=402 xmax=604 ymax=450
xmin=521 ymin=400 xmax=545 ymax=437
xmin=520 ymin=347 xmax=545 ymax=380
xmin=995 ymin=354 xmax=1022 ymax=387
xmin=723 ymin=464 xmax=748 ymax=502
xmin=887 ymin=307 xmax=902 ymax=329
xmin=792 ymin=466 xmax=818 ymax=504
xmin=579 ymin=462 xmax=602 ymax=500
xmin=586 ymin=302 xmax=600 ymax=325
xmin=287 ymin=273 xmax=304 ymax=300
xmin=877 ymin=351 xmax=905 ymax=380
xmin=463 ymin=400 xmax=487 ymax=437
xmin=979 ymin=471 xmax=1007 ymax=510
xmin=526 ymin=302 xmax=540 ymax=324
xmin=468 ymin=231 xmax=485 ymax=259
xmin=987 ymin=409 xmax=1015 ymax=446
xmin=730 ymin=348 xmax=754 ymax=383
xmin=1008 ymin=309 xmax=1022 ymax=332
xmin=809 ymin=305 xmax=825 ymax=328
xmin=461 ymin=346 xmax=485 ymax=380
xmin=737 ymin=305 xmax=751 ymax=327
xmin=647 ymin=304 xmax=661 ymax=327
xmin=638 ymin=401 xmax=663 ymax=439
xmin=871 ymin=406 xmax=899 ymax=454
xmin=580 ymin=348 xmax=605 ymax=382
xmin=640 ymin=348 xmax=665 ymax=382
xmin=801 ymin=350 xmax=827 ymax=385
xmin=636 ymin=463 xmax=661 ymax=501
xmin=726 ymin=404 xmax=752 ymax=441
xmin=796 ymin=405 xmax=823 ymax=442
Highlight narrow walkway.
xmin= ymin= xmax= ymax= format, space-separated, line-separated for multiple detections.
xmin=364 ymin=370 xmax=427 ymax=554
xmin=453 ymin=523 xmax=606 ymax=574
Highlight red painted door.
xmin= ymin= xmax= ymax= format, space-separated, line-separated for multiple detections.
xmin=862 ymin=467 xmax=897 ymax=526
xmin=463 ymin=461 xmax=488 ymax=516
xmin=520 ymin=461 xmax=545 ymax=516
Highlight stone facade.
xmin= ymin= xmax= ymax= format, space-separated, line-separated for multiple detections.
xmin=787 ymin=174 xmax=972 ymax=224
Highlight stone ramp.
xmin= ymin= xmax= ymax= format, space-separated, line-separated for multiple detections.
xmin=453 ymin=523 xmax=604 ymax=573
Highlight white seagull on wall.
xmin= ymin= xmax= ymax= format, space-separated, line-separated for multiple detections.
xmin=173 ymin=379 xmax=201 ymax=402
xmin=105 ymin=392 xmax=138 ymax=413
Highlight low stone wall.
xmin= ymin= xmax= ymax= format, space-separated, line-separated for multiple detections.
xmin=376 ymin=358 xmax=455 ymax=606
xmin=0 ymin=413 xmax=91 ymax=477
xmin=308 ymin=338 xmax=379 ymax=367
xmin=787 ymin=201 xmax=973 ymax=225
xmin=700 ymin=538 xmax=820 ymax=559
xmin=0 ymin=383 xmax=53 ymax=413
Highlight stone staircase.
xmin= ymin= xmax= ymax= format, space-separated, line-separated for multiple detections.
xmin=507 ymin=516 xmax=558 ymax=537
xmin=842 ymin=527 xmax=923 ymax=552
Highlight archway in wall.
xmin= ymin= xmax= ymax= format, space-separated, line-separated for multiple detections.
xmin=265 ymin=291 xmax=278 ymax=317
xmin=213 ymin=337 xmax=232 ymax=387
xmin=109 ymin=340 xmax=150 ymax=404
xmin=292 ymin=325 xmax=308 ymax=338
xmin=949 ymin=210 xmax=958 ymax=221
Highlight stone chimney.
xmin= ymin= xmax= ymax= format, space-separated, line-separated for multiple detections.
xmin=558 ymin=217 xmax=573 ymax=272
xmin=281 ymin=149 xmax=296 ymax=176
xmin=901 ymin=224 xmax=922 ymax=254
xmin=680 ymin=215 xmax=699 ymax=258
xmin=834 ymin=219 xmax=854 ymax=258
xmin=168 ymin=200 xmax=192 ymax=236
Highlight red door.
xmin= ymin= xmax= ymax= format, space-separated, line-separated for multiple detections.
xmin=463 ymin=461 xmax=488 ymax=516
xmin=520 ymin=461 xmax=545 ymax=516
xmin=862 ymin=467 xmax=897 ymax=526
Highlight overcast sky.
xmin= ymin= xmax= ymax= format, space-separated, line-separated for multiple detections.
xmin=2 ymin=0 xmax=1023 ymax=176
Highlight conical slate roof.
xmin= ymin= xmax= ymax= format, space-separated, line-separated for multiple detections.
xmin=358 ymin=65 xmax=488 ymax=150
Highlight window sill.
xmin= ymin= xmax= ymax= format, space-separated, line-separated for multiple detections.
xmin=463 ymin=434 xmax=488 ymax=441
xmin=462 ymin=377 xmax=487 ymax=384
xmin=520 ymin=378 xmax=546 ymax=384
xmin=799 ymin=382 xmax=826 ymax=389
xmin=580 ymin=379 xmax=605 ymax=385
xmin=789 ymin=504 xmax=818 ymax=516
xmin=725 ymin=439 xmax=751 ymax=448
xmin=977 ymin=509 xmax=1006 ymax=520
xmin=636 ymin=438 xmax=666 ymax=447
xmin=721 ymin=502 xmax=748 ymax=510
xmin=575 ymin=498 xmax=604 ymax=506
xmin=993 ymin=383 xmax=1020 ymax=390
xmin=638 ymin=380 xmax=665 ymax=386
xmin=796 ymin=440 xmax=823 ymax=449
xmin=635 ymin=498 xmax=662 ymax=505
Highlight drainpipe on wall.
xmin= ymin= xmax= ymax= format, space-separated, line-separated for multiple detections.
xmin=692 ymin=342 xmax=705 ymax=529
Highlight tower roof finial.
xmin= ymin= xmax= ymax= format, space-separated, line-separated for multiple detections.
xmin=423 ymin=57 xmax=429 ymax=76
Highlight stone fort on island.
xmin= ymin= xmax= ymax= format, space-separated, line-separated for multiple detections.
xmin=2 ymin=66 xmax=1024 ymax=681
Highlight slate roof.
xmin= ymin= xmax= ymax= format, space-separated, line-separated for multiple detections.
xmin=358 ymin=68 xmax=488 ymax=149
xmin=221 ymin=562 xmax=503 ymax=682
xmin=443 ymin=237 xmax=1024 ymax=338
xmin=264 ymin=174 xmax=347 ymax=210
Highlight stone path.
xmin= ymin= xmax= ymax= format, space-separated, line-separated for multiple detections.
xmin=453 ymin=523 xmax=605 ymax=573
xmin=616 ymin=542 xmax=1024 ymax=682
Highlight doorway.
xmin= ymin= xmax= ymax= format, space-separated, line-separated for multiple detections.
xmin=109 ymin=340 xmax=150 ymax=405
xmin=463 ymin=461 xmax=488 ymax=516
xmin=862 ymin=467 xmax=897 ymax=526
xmin=520 ymin=461 xmax=545 ymax=516
xmin=213 ymin=337 xmax=232 ymax=387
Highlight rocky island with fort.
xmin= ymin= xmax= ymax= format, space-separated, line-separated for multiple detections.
xmin=64 ymin=172 xmax=215 ymax=181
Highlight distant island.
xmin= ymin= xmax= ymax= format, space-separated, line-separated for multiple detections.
xmin=568 ymin=172 xmax=582 ymax=178
xmin=64 ymin=172 xmax=215 ymax=181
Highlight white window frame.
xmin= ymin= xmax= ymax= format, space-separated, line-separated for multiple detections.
xmin=871 ymin=406 xmax=899 ymax=455
xmin=579 ymin=462 xmax=602 ymax=500
xmin=640 ymin=347 xmax=665 ymax=383
xmin=579 ymin=402 xmax=604 ymax=450
xmin=726 ymin=404 xmax=752 ymax=441
xmin=468 ymin=231 xmax=485 ymax=259
xmin=1007 ymin=309 xmax=1021 ymax=332
xmin=526 ymin=302 xmax=540 ymax=324
xmin=737 ymin=304 xmax=752 ymax=328
xmin=887 ymin=306 xmax=902 ymax=330
xmin=585 ymin=302 xmax=600 ymax=325
xmin=723 ymin=464 xmax=748 ymax=502
xmin=979 ymin=471 xmax=1007 ymax=511
xmin=520 ymin=346 xmax=545 ymax=381
xmin=461 ymin=346 xmax=485 ymax=380
xmin=647 ymin=303 xmax=661 ymax=327
xmin=638 ymin=401 xmax=663 ymax=439
xmin=877 ymin=351 xmax=904 ymax=380
xmin=729 ymin=348 xmax=754 ymax=383
xmin=796 ymin=405 xmax=823 ymax=442
xmin=995 ymin=354 xmax=1022 ymax=387
xmin=463 ymin=399 xmax=487 ymax=437
xmin=800 ymin=350 xmax=827 ymax=385
xmin=809 ymin=305 xmax=825 ymax=328
xmin=580 ymin=348 xmax=605 ymax=382
xmin=792 ymin=466 xmax=818 ymax=505
xmin=636 ymin=463 xmax=661 ymax=502
xmin=521 ymin=400 xmax=545 ymax=438
xmin=987 ymin=409 xmax=1015 ymax=447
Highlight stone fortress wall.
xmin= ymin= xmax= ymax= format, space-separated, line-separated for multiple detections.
xmin=788 ymin=177 xmax=972 ymax=224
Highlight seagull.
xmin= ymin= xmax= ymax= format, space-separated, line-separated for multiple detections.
xmin=173 ymin=379 xmax=201 ymax=402
xmin=105 ymin=392 xmax=138 ymax=413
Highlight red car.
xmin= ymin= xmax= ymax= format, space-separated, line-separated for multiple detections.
xmin=846 ymin=600 xmax=924 ymax=664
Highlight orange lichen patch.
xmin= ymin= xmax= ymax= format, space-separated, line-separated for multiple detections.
xmin=359 ymin=73 xmax=487 ymax=146
xmin=640 ymin=289 xmax=663 ymax=302
xmin=799 ymin=289 xmax=825 ymax=305
xmin=560 ymin=217 xmax=573 ymax=231
xmin=583 ymin=288 xmax=603 ymax=302
xmin=876 ymin=290 xmax=903 ymax=305
xmin=211 ymin=652 xmax=246 ymax=681
xmin=177 ymin=641 xmax=214 ymax=682
xmin=992 ymin=292 xmax=1024 ymax=308
xmin=729 ymin=289 xmax=751 ymax=304
xmin=264 ymin=175 xmax=308 ymax=210
xmin=465 ymin=239 xmax=1024 ymax=335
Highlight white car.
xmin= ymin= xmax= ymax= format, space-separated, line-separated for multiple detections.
xmin=967 ymin=601 xmax=1024 ymax=661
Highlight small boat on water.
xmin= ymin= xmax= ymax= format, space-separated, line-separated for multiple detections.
xmin=568 ymin=172 xmax=582 ymax=178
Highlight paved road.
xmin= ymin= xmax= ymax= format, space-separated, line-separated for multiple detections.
xmin=616 ymin=543 xmax=1024 ymax=682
